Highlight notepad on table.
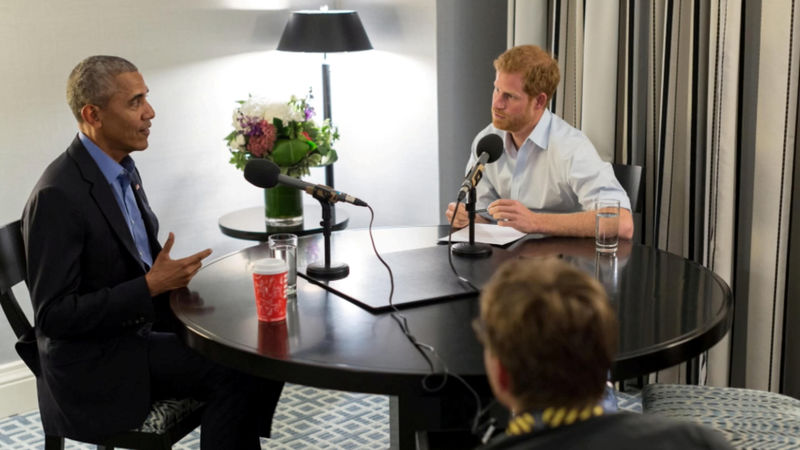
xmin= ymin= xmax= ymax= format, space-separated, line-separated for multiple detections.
xmin=439 ymin=223 xmax=527 ymax=246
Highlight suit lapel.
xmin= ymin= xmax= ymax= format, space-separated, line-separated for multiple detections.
xmin=66 ymin=137 xmax=148 ymax=272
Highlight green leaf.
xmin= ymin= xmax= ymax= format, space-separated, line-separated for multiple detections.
xmin=319 ymin=149 xmax=338 ymax=166
xmin=271 ymin=139 xmax=310 ymax=166
xmin=273 ymin=118 xmax=286 ymax=137
xmin=307 ymin=153 xmax=322 ymax=166
xmin=223 ymin=130 xmax=238 ymax=142
xmin=229 ymin=151 xmax=248 ymax=170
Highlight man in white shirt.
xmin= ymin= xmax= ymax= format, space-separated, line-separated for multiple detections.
xmin=446 ymin=45 xmax=633 ymax=239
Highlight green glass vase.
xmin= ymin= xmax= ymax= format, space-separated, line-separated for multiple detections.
xmin=264 ymin=184 xmax=303 ymax=227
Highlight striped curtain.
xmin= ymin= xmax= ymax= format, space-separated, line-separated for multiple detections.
xmin=737 ymin=0 xmax=800 ymax=392
xmin=510 ymin=0 xmax=800 ymax=392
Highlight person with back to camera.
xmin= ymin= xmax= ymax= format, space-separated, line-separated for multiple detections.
xmin=21 ymin=55 xmax=283 ymax=449
xmin=473 ymin=257 xmax=732 ymax=449
xmin=446 ymin=45 xmax=634 ymax=239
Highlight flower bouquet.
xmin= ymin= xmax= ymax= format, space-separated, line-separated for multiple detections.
xmin=225 ymin=91 xmax=339 ymax=226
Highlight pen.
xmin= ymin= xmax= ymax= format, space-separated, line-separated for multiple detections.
xmin=475 ymin=208 xmax=509 ymax=221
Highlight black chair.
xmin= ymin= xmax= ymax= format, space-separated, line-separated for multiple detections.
xmin=611 ymin=163 xmax=643 ymax=214
xmin=612 ymin=163 xmax=644 ymax=243
xmin=0 ymin=220 xmax=204 ymax=450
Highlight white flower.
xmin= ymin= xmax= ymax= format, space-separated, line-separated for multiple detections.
xmin=261 ymin=102 xmax=303 ymax=123
xmin=234 ymin=134 xmax=246 ymax=150
xmin=232 ymin=110 xmax=243 ymax=131
xmin=239 ymin=96 xmax=304 ymax=123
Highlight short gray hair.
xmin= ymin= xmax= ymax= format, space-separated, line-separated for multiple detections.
xmin=66 ymin=55 xmax=138 ymax=122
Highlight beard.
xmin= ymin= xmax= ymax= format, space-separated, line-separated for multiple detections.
xmin=492 ymin=110 xmax=532 ymax=133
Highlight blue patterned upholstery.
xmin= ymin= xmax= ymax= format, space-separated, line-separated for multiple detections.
xmin=136 ymin=398 xmax=204 ymax=434
xmin=643 ymin=384 xmax=800 ymax=449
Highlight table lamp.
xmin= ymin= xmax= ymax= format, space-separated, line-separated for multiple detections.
xmin=277 ymin=8 xmax=372 ymax=189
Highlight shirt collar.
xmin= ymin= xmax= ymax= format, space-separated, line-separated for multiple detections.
xmin=79 ymin=132 xmax=136 ymax=185
xmin=497 ymin=108 xmax=553 ymax=154
xmin=529 ymin=108 xmax=552 ymax=150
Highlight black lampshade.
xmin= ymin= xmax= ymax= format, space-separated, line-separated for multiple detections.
xmin=277 ymin=10 xmax=372 ymax=53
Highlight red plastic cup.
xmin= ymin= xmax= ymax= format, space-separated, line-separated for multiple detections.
xmin=251 ymin=258 xmax=288 ymax=322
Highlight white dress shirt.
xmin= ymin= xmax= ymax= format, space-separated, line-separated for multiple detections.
xmin=466 ymin=109 xmax=631 ymax=212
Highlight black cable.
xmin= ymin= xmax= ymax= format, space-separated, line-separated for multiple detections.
xmin=366 ymin=205 xmax=435 ymax=373
xmin=366 ymin=203 xmax=487 ymax=435
xmin=446 ymin=201 xmax=480 ymax=292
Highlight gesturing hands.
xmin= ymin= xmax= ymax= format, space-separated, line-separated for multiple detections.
xmin=445 ymin=202 xmax=470 ymax=229
xmin=487 ymin=199 xmax=537 ymax=233
xmin=446 ymin=202 xmax=490 ymax=229
xmin=145 ymin=232 xmax=213 ymax=297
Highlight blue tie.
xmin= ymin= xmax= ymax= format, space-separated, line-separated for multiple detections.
xmin=118 ymin=170 xmax=154 ymax=268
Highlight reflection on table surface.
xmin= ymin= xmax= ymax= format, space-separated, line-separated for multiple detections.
xmin=218 ymin=205 xmax=349 ymax=241
xmin=172 ymin=226 xmax=732 ymax=386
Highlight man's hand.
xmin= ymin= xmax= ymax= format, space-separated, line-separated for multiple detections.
xmin=445 ymin=202 xmax=470 ymax=229
xmin=145 ymin=232 xmax=213 ymax=297
xmin=445 ymin=202 xmax=490 ymax=229
xmin=487 ymin=199 xmax=537 ymax=233
xmin=487 ymin=199 xmax=635 ymax=238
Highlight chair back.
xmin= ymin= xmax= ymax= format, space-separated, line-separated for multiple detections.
xmin=612 ymin=163 xmax=643 ymax=213
xmin=0 ymin=220 xmax=31 ymax=338
xmin=0 ymin=220 xmax=39 ymax=375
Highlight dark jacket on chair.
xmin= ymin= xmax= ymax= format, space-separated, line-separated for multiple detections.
xmin=22 ymin=136 xmax=166 ymax=441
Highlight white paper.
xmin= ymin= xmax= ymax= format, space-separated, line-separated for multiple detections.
xmin=439 ymin=223 xmax=527 ymax=246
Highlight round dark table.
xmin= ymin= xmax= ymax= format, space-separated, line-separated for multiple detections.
xmin=171 ymin=226 xmax=732 ymax=449
xmin=218 ymin=205 xmax=349 ymax=241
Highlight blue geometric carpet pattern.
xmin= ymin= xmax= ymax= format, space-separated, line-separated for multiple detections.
xmin=0 ymin=384 xmax=640 ymax=449
xmin=0 ymin=384 xmax=390 ymax=449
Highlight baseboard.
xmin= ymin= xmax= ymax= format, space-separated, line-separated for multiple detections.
xmin=0 ymin=360 xmax=37 ymax=418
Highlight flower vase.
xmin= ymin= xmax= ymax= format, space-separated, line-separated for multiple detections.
xmin=264 ymin=184 xmax=303 ymax=227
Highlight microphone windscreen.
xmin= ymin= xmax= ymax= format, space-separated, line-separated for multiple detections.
xmin=244 ymin=159 xmax=280 ymax=188
xmin=477 ymin=134 xmax=504 ymax=163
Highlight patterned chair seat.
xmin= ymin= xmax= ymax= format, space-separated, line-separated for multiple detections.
xmin=643 ymin=383 xmax=800 ymax=449
xmin=136 ymin=398 xmax=204 ymax=434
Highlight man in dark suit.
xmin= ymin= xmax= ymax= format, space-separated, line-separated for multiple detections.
xmin=474 ymin=257 xmax=732 ymax=449
xmin=22 ymin=55 xmax=282 ymax=449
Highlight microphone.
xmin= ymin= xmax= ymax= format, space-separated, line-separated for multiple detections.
xmin=244 ymin=159 xmax=368 ymax=207
xmin=457 ymin=134 xmax=504 ymax=200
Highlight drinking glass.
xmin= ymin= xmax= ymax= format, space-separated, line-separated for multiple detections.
xmin=595 ymin=199 xmax=620 ymax=253
xmin=268 ymin=233 xmax=298 ymax=294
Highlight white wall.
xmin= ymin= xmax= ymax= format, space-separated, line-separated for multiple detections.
xmin=0 ymin=0 xmax=438 ymax=365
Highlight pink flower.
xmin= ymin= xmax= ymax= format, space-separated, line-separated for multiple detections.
xmin=247 ymin=121 xmax=277 ymax=157
xmin=247 ymin=135 xmax=269 ymax=157
xmin=262 ymin=121 xmax=277 ymax=149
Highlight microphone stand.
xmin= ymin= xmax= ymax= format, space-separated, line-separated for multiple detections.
xmin=306 ymin=197 xmax=349 ymax=279
xmin=452 ymin=186 xmax=492 ymax=257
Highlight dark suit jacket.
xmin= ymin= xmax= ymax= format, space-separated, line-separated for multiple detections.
xmin=21 ymin=136 xmax=165 ymax=441
xmin=478 ymin=413 xmax=733 ymax=450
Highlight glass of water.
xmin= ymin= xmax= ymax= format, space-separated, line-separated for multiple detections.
xmin=268 ymin=233 xmax=298 ymax=294
xmin=595 ymin=199 xmax=620 ymax=253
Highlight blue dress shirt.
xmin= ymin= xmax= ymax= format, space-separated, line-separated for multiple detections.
xmin=79 ymin=132 xmax=154 ymax=268
xmin=466 ymin=109 xmax=632 ymax=212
